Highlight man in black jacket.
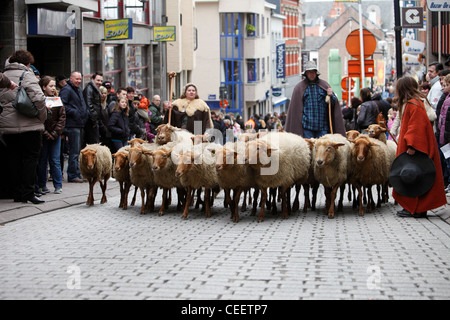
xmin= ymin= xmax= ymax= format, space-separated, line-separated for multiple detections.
xmin=83 ymin=72 xmax=104 ymax=144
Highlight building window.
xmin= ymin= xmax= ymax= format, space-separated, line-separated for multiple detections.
xmin=104 ymin=0 xmax=119 ymax=19
xmin=127 ymin=45 xmax=148 ymax=94
xmin=125 ymin=0 xmax=147 ymax=24
xmin=247 ymin=59 xmax=259 ymax=82
xmin=246 ymin=13 xmax=259 ymax=37
xmin=104 ymin=45 xmax=122 ymax=89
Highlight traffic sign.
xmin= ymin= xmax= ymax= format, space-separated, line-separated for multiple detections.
xmin=219 ymin=99 xmax=229 ymax=108
xmin=341 ymin=77 xmax=356 ymax=91
xmin=348 ymin=60 xmax=375 ymax=77
xmin=345 ymin=29 xmax=377 ymax=59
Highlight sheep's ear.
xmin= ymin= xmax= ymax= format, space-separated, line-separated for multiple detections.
xmin=143 ymin=150 xmax=153 ymax=156
xmin=333 ymin=143 xmax=345 ymax=150
xmin=380 ymin=127 xmax=386 ymax=132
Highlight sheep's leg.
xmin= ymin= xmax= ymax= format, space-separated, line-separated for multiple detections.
xmin=87 ymin=178 xmax=96 ymax=206
xmin=327 ymin=185 xmax=339 ymax=219
xmin=118 ymin=182 xmax=124 ymax=208
xmin=311 ymin=183 xmax=318 ymax=211
xmin=324 ymin=187 xmax=331 ymax=213
xmin=177 ymin=187 xmax=186 ymax=211
xmin=337 ymin=184 xmax=345 ymax=212
xmin=281 ymin=186 xmax=289 ymax=219
xmin=131 ymin=186 xmax=137 ymax=206
xmin=292 ymin=184 xmax=301 ymax=212
xmin=356 ymin=184 xmax=364 ymax=216
xmin=100 ymin=177 xmax=107 ymax=204
xmin=159 ymin=188 xmax=167 ymax=216
xmin=182 ymin=186 xmax=192 ymax=219
xmin=258 ymin=188 xmax=267 ymax=222
xmin=232 ymin=187 xmax=244 ymax=223
xmin=367 ymin=186 xmax=374 ymax=212
xmin=224 ymin=188 xmax=231 ymax=209
xmin=251 ymin=188 xmax=259 ymax=216
xmin=241 ymin=189 xmax=247 ymax=212
xmin=204 ymin=188 xmax=211 ymax=218
xmin=195 ymin=188 xmax=203 ymax=209
xmin=270 ymin=188 xmax=277 ymax=215
xmin=122 ymin=182 xmax=131 ymax=210
xmin=139 ymin=187 xmax=146 ymax=215
xmin=228 ymin=189 xmax=236 ymax=219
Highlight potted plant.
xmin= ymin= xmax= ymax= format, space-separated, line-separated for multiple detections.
xmin=246 ymin=23 xmax=256 ymax=36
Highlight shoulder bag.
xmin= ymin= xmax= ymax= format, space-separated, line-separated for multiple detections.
xmin=13 ymin=71 xmax=39 ymax=118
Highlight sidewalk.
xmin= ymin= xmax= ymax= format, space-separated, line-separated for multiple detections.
xmin=0 ymin=178 xmax=120 ymax=225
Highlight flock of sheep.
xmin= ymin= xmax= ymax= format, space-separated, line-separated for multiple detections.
xmin=78 ymin=123 xmax=397 ymax=222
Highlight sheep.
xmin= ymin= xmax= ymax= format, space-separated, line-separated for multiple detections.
xmin=112 ymin=146 xmax=133 ymax=210
xmin=366 ymin=124 xmax=387 ymax=143
xmin=155 ymin=123 xmax=194 ymax=145
xmin=245 ymin=131 xmax=311 ymax=222
xmin=348 ymin=135 xmax=390 ymax=215
xmin=128 ymin=143 xmax=158 ymax=214
xmin=211 ymin=141 xmax=257 ymax=222
xmin=346 ymin=130 xmax=360 ymax=142
xmin=144 ymin=143 xmax=187 ymax=216
xmin=292 ymin=138 xmax=319 ymax=213
xmin=174 ymin=143 xmax=220 ymax=219
xmin=79 ymin=144 xmax=112 ymax=206
xmin=312 ymin=134 xmax=351 ymax=219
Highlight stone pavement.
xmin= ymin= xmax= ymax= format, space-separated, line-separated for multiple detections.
xmin=0 ymin=180 xmax=450 ymax=301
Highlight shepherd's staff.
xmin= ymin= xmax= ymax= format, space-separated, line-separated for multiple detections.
xmin=325 ymin=89 xmax=334 ymax=134
xmin=168 ymin=72 xmax=176 ymax=124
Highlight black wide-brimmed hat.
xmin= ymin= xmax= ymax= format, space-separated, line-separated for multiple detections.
xmin=389 ymin=151 xmax=436 ymax=197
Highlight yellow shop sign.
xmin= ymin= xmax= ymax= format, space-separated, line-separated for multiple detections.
xmin=153 ymin=26 xmax=176 ymax=42
xmin=104 ymin=19 xmax=133 ymax=40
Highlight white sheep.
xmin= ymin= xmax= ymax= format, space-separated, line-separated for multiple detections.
xmin=174 ymin=143 xmax=220 ymax=219
xmin=155 ymin=123 xmax=194 ymax=145
xmin=348 ymin=135 xmax=390 ymax=215
xmin=211 ymin=141 xmax=257 ymax=222
xmin=245 ymin=131 xmax=311 ymax=222
xmin=79 ymin=144 xmax=112 ymax=206
xmin=312 ymin=134 xmax=351 ymax=218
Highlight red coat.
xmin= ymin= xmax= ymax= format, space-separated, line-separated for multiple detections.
xmin=393 ymin=98 xmax=447 ymax=213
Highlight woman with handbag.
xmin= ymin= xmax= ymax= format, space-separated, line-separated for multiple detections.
xmin=0 ymin=50 xmax=47 ymax=204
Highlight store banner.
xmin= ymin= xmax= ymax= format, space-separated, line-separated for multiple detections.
xmin=153 ymin=26 xmax=176 ymax=42
xmin=276 ymin=42 xmax=285 ymax=79
xmin=104 ymin=19 xmax=133 ymax=40
xmin=427 ymin=0 xmax=450 ymax=11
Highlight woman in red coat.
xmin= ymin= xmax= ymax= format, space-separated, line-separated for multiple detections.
xmin=393 ymin=76 xmax=447 ymax=217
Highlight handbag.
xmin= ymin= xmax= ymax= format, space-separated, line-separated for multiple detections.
xmin=13 ymin=71 xmax=39 ymax=118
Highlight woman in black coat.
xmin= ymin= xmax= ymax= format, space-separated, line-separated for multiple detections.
xmin=108 ymin=97 xmax=130 ymax=153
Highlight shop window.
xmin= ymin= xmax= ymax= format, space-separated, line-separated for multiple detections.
xmin=127 ymin=45 xmax=148 ymax=94
xmin=104 ymin=45 xmax=122 ymax=89
xmin=83 ymin=45 xmax=99 ymax=83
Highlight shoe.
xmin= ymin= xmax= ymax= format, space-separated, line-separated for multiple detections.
xmin=54 ymin=187 xmax=63 ymax=194
xmin=22 ymin=196 xmax=45 ymax=204
xmin=397 ymin=209 xmax=427 ymax=218
xmin=68 ymin=178 xmax=84 ymax=183
xmin=39 ymin=187 xmax=50 ymax=194
xmin=35 ymin=191 xmax=43 ymax=197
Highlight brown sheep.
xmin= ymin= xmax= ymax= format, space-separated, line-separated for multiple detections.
xmin=112 ymin=146 xmax=132 ymax=210
xmin=346 ymin=130 xmax=360 ymax=142
xmin=366 ymin=124 xmax=387 ymax=143
xmin=79 ymin=144 xmax=112 ymax=206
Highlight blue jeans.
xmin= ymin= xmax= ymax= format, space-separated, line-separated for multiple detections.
xmin=303 ymin=129 xmax=328 ymax=139
xmin=37 ymin=136 xmax=63 ymax=189
xmin=65 ymin=127 xmax=82 ymax=181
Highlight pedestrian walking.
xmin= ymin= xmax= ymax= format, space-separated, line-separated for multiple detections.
xmin=285 ymin=60 xmax=345 ymax=138
xmin=108 ymin=97 xmax=130 ymax=154
xmin=427 ymin=62 xmax=444 ymax=111
xmin=36 ymin=76 xmax=66 ymax=195
xmin=59 ymin=71 xmax=89 ymax=183
xmin=392 ymin=76 xmax=447 ymax=218
xmin=164 ymin=83 xmax=213 ymax=135
xmin=0 ymin=49 xmax=47 ymax=204
xmin=83 ymin=72 xmax=103 ymax=144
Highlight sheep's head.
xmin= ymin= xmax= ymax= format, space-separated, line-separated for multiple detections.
xmin=314 ymin=141 xmax=345 ymax=168
xmin=112 ymin=151 xmax=129 ymax=172
xmin=352 ymin=136 xmax=379 ymax=163
xmin=244 ymin=139 xmax=276 ymax=167
xmin=175 ymin=151 xmax=196 ymax=177
xmin=147 ymin=148 xmax=172 ymax=172
xmin=346 ymin=130 xmax=360 ymax=142
xmin=128 ymin=146 xmax=146 ymax=168
xmin=213 ymin=147 xmax=238 ymax=171
xmin=81 ymin=149 xmax=98 ymax=170
xmin=128 ymin=137 xmax=146 ymax=148
xmin=367 ymin=124 xmax=386 ymax=139
xmin=156 ymin=124 xmax=174 ymax=145
xmin=192 ymin=133 xmax=211 ymax=145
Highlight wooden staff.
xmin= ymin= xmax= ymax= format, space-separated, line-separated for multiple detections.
xmin=326 ymin=94 xmax=333 ymax=134
xmin=168 ymin=72 xmax=176 ymax=124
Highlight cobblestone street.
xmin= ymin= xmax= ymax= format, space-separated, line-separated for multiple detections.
xmin=1 ymin=185 xmax=449 ymax=301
